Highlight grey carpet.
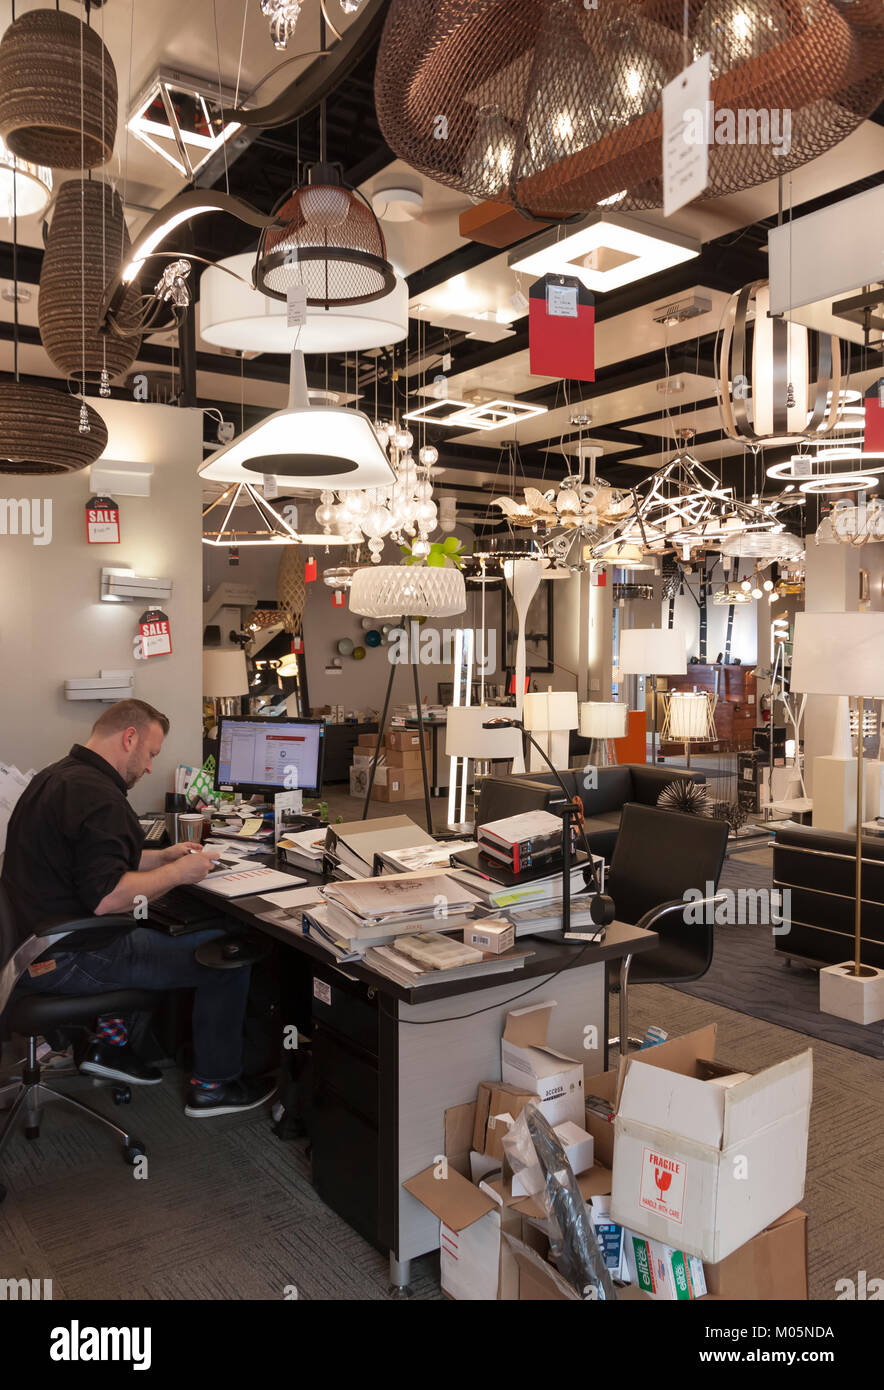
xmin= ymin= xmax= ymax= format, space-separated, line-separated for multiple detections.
xmin=668 ymin=856 xmax=884 ymax=1060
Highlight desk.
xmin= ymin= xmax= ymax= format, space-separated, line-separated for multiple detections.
xmin=189 ymin=865 xmax=656 ymax=1290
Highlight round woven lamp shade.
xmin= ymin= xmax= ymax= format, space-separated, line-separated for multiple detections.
xmin=349 ymin=565 xmax=467 ymax=619
xmin=0 ymin=9 xmax=118 ymax=169
xmin=0 ymin=383 xmax=107 ymax=474
xmin=255 ymin=175 xmax=395 ymax=308
xmin=375 ymin=0 xmax=884 ymax=216
xmin=39 ymin=180 xmax=142 ymax=384
xmin=276 ymin=548 xmax=308 ymax=634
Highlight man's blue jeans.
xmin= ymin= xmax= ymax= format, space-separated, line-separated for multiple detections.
xmin=11 ymin=927 xmax=252 ymax=1084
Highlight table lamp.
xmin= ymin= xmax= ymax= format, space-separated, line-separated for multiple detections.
xmin=791 ymin=610 xmax=884 ymax=1024
xmin=445 ymin=705 xmax=523 ymax=824
xmin=202 ymin=648 xmax=248 ymax=720
xmin=523 ymin=689 xmax=579 ymax=772
xmin=579 ymin=701 xmax=629 ymax=767
xmin=619 ymin=627 xmax=686 ymax=762
xmin=662 ymin=689 xmax=717 ymax=769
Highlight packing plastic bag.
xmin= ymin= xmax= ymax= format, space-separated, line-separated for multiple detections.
xmin=503 ymin=1104 xmax=617 ymax=1300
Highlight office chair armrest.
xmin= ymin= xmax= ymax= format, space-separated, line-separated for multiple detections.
xmin=634 ymin=894 xmax=728 ymax=934
xmin=34 ymin=913 xmax=136 ymax=939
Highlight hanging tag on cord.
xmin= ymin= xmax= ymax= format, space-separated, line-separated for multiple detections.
xmin=138 ymin=609 xmax=173 ymax=659
xmin=305 ymin=555 xmax=317 ymax=582
xmin=662 ymin=52 xmax=711 ymax=217
xmin=286 ymin=285 xmax=307 ymax=328
xmin=85 ymin=495 xmax=120 ymax=544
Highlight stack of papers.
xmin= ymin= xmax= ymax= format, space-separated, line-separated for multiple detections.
xmin=325 ymin=815 xmax=436 ymax=878
xmin=277 ymin=827 xmax=328 ymax=872
xmin=378 ymin=839 xmax=474 ymax=873
xmin=322 ymin=870 xmax=479 ymax=942
xmin=0 ymin=762 xmax=34 ymax=854
xmin=364 ymin=934 xmax=532 ymax=988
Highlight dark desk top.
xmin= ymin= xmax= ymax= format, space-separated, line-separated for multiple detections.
xmin=189 ymin=857 xmax=657 ymax=1007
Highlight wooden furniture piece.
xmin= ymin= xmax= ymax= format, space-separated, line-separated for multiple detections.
xmin=659 ymin=664 xmax=756 ymax=755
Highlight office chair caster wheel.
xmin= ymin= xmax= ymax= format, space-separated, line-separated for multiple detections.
xmin=112 ymin=1086 xmax=132 ymax=1105
xmin=123 ymin=1142 xmax=146 ymax=1166
xmin=25 ymin=1125 xmax=40 ymax=1141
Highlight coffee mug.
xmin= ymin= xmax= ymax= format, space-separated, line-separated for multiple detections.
xmin=177 ymin=813 xmax=204 ymax=844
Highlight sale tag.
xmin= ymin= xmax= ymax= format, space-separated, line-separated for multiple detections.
xmin=138 ymin=609 xmax=173 ymax=659
xmin=546 ymin=280 xmax=578 ymax=317
xmin=639 ymin=1145 xmax=686 ymax=1224
xmin=662 ymin=53 xmax=710 ymax=217
xmin=332 ymin=590 xmax=345 ymax=607
xmin=292 ymin=635 xmax=304 ymax=654
xmin=85 ymin=495 xmax=120 ymax=545
xmin=286 ymin=285 xmax=307 ymax=328
xmin=304 ymin=555 xmax=317 ymax=583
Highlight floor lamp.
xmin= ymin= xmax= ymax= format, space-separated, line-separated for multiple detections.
xmin=503 ymin=558 xmax=544 ymax=774
xmin=349 ymin=564 xmax=467 ymax=834
xmin=444 ymin=705 xmax=523 ymax=825
xmin=791 ymin=611 xmax=884 ymax=1025
xmin=618 ymin=628 xmax=686 ymax=764
xmin=579 ymin=701 xmax=629 ymax=767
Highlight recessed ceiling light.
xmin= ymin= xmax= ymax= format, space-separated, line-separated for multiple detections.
xmin=508 ymin=211 xmax=700 ymax=294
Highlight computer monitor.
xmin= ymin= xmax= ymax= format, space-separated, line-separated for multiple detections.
xmin=215 ymin=716 xmax=325 ymax=798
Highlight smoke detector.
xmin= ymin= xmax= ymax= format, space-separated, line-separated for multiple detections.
xmin=651 ymin=294 xmax=712 ymax=326
xmin=370 ymin=183 xmax=423 ymax=222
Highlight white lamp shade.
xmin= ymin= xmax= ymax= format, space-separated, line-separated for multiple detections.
xmin=579 ymin=701 xmax=629 ymax=738
xmin=668 ymin=691 xmax=710 ymax=739
xmin=203 ymin=649 xmax=248 ymax=697
xmin=349 ymin=565 xmax=466 ymax=619
xmin=523 ymin=690 xmax=578 ymax=732
xmin=791 ymin=612 xmax=884 ymax=698
xmin=619 ymin=627 xmax=687 ymax=676
xmin=445 ymin=706 xmax=522 ymax=759
xmin=199 ymin=253 xmax=409 ymax=355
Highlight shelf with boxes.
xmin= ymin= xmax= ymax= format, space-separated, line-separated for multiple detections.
xmin=350 ymin=727 xmax=432 ymax=803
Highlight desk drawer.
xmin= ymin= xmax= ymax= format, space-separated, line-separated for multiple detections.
xmin=312 ymin=1023 xmax=379 ymax=1125
xmin=310 ymin=963 xmax=379 ymax=1057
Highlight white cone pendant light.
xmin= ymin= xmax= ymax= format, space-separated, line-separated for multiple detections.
xmin=504 ymin=557 xmax=545 ymax=773
xmin=199 ymin=349 xmax=395 ymax=491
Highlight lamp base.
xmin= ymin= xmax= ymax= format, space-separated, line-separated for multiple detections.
xmin=819 ymin=962 xmax=884 ymax=1025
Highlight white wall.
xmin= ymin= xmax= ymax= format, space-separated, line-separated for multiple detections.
xmin=0 ymin=400 xmax=204 ymax=814
xmin=663 ymin=581 xmax=758 ymax=665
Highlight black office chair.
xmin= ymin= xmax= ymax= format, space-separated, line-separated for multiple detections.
xmin=0 ymin=883 xmax=159 ymax=1202
xmin=604 ymin=803 xmax=729 ymax=1052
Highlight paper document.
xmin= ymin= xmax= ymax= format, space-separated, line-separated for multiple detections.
xmin=257 ymin=886 xmax=324 ymax=910
xmin=324 ymin=870 xmax=478 ymax=923
xmin=199 ymin=866 xmax=301 ymax=898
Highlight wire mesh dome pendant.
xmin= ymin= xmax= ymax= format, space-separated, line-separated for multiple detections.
xmin=0 ymin=383 xmax=107 ymax=474
xmin=374 ymin=0 xmax=884 ymax=218
xmin=0 ymin=9 xmax=118 ymax=169
xmin=255 ymin=165 xmax=396 ymax=308
xmin=276 ymin=547 xmax=308 ymax=634
xmin=39 ymin=180 xmax=142 ymax=384
xmin=349 ymin=564 xmax=467 ymax=619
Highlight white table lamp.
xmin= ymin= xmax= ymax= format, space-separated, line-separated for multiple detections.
xmin=791 ymin=611 xmax=884 ymax=1023
xmin=579 ymin=701 xmax=629 ymax=767
xmin=619 ymin=627 xmax=687 ymax=762
xmin=663 ymin=689 xmax=716 ymax=768
xmin=445 ymin=706 xmax=522 ymax=825
xmin=523 ymin=689 xmax=578 ymax=772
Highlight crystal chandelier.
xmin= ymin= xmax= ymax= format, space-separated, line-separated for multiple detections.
xmin=260 ymin=0 xmax=303 ymax=50
xmin=314 ymin=422 xmax=440 ymax=562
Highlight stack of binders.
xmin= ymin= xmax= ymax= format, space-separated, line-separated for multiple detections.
xmin=476 ymin=810 xmax=574 ymax=875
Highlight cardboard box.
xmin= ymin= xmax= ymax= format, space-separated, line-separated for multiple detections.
xmin=610 ymin=1035 xmax=813 ymax=1263
xmin=511 ymin=1121 xmax=594 ymax=1197
xmin=624 ymin=1230 xmax=707 ymax=1301
xmin=473 ymin=1081 xmax=539 ymax=1160
xmin=386 ymin=729 xmax=431 ymax=752
xmin=501 ymin=1002 xmax=585 ymax=1128
xmin=703 ymin=1208 xmax=808 ymax=1300
xmin=590 ymin=1194 xmax=628 ymax=1280
xmin=465 ymin=920 xmax=515 ymax=955
xmin=357 ymin=733 xmax=380 ymax=748
xmin=370 ymin=768 xmax=424 ymax=802
xmin=349 ymin=766 xmax=370 ymax=797
xmin=385 ymin=747 xmax=424 ymax=769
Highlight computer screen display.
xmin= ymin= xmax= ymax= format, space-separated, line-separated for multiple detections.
xmin=216 ymin=717 xmax=325 ymax=796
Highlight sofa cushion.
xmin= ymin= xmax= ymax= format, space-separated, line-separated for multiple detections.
xmin=630 ymin=765 xmax=705 ymax=804
xmin=583 ymin=765 xmax=633 ymax=815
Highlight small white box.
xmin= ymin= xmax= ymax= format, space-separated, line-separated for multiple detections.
xmin=465 ymin=919 xmax=514 ymax=954
xmin=501 ymin=1002 xmax=584 ymax=1128
xmin=623 ymin=1230 xmax=707 ymax=1301
xmin=510 ymin=1121 xmax=594 ymax=1196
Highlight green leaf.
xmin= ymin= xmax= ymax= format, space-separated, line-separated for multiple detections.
xmin=442 ymin=536 xmax=461 ymax=554
xmin=427 ymin=551 xmax=445 ymax=567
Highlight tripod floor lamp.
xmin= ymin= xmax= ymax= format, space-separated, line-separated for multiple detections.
xmin=791 ymin=610 xmax=884 ymax=1025
xmin=618 ymin=628 xmax=687 ymax=763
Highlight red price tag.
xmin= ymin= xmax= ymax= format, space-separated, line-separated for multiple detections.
xmin=292 ymin=635 xmax=304 ymax=654
xmin=85 ymin=495 xmax=120 ymax=544
xmin=332 ymin=590 xmax=345 ymax=607
xmin=305 ymin=555 xmax=317 ymax=582
xmin=138 ymin=609 xmax=173 ymax=659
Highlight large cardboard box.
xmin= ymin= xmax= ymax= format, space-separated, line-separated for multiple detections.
xmin=703 ymin=1208 xmax=808 ymax=1300
xmin=385 ymin=747 xmax=424 ymax=769
xmin=610 ymin=1037 xmax=812 ymax=1263
xmin=386 ymin=729 xmax=431 ymax=752
xmin=357 ymin=732 xmax=380 ymax=748
xmin=472 ymin=1081 xmax=539 ymax=1160
xmin=501 ymin=1003 xmax=585 ymax=1128
xmin=370 ymin=768 xmax=424 ymax=802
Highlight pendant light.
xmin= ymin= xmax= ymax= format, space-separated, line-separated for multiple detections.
xmin=199 ymin=349 xmax=395 ymax=491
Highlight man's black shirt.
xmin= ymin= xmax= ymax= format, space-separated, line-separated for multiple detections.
xmin=1 ymin=744 xmax=144 ymax=949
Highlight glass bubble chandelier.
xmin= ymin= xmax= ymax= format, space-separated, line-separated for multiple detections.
xmin=314 ymin=420 xmax=440 ymax=562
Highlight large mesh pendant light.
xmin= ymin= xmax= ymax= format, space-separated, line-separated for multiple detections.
xmin=39 ymin=180 xmax=142 ymax=384
xmin=0 ymin=383 xmax=107 ymax=474
xmin=374 ymin=0 xmax=884 ymax=218
xmin=0 ymin=9 xmax=117 ymax=169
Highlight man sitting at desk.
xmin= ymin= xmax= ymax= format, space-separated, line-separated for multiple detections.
xmin=2 ymin=699 xmax=275 ymax=1118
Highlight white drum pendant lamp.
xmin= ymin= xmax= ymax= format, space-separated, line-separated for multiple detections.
xmin=199 ymin=253 xmax=409 ymax=355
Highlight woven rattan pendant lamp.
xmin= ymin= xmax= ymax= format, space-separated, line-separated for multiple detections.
xmin=39 ymin=179 xmax=142 ymax=384
xmin=374 ymin=0 xmax=884 ymax=219
xmin=0 ymin=382 xmax=107 ymax=474
xmin=0 ymin=8 xmax=117 ymax=169
xmin=276 ymin=547 xmax=309 ymax=634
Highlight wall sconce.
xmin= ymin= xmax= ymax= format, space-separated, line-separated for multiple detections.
xmin=100 ymin=567 xmax=173 ymax=603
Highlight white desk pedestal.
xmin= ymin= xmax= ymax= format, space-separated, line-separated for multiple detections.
xmin=811 ymin=757 xmax=882 ymax=833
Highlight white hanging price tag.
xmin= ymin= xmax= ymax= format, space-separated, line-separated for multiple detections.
xmin=138 ymin=609 xmax=173 ymax=659
xmin=662 ymin=53 xmax=711 ymax=217
xmin=286 ymin=285 xmax=307 ymax=328
xmin=546 ymin=280 xmax=578 ymax=318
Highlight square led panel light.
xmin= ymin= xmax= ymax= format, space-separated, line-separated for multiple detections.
xmin=508 ymin=211 xmax=699 ymax=294
xmin=128 ymin=68 xmax=242 ymax=179
xmin=403 ymin=398 xmax=475 ymax=425
xmin=458 ymin=398 xmax=548 ymax=431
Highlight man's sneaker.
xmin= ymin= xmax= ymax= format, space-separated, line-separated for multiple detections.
xmin=184 ymin=1076 xmax=277 ymax=1118
xmin=79 ymin=1041 xmax=163 ymax=1086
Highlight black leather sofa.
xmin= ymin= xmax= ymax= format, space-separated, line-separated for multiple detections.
xmin=476 ymin=763 xmax=705 ymax=862
xmin=772 ymin=823 xmax=884 ymax=968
